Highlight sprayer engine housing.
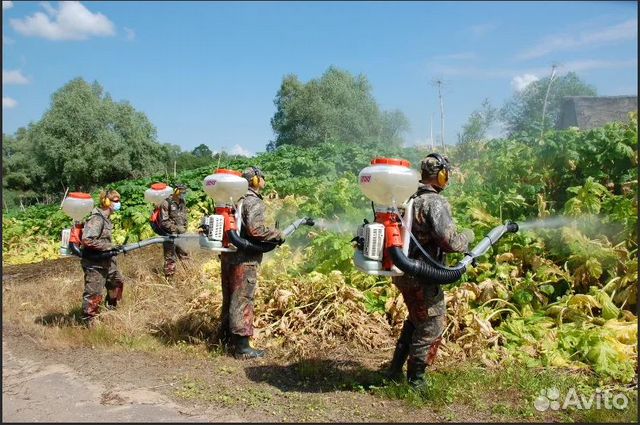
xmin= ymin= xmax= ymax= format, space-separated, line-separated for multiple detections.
xmin=60 ymin=228 xmax=72 ymax=257
xmin=353 ymin=204 xmax=414 ymax=277
xmin=362 ymin=223 xmax=385 ymax=261
xmin=202 ymin=215 xmax=225 ymax=242
xmin=198 ymin=204 xmax=242 ymax=253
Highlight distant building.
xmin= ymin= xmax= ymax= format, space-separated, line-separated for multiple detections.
xmin=556 ymin=95 xmax=638 ymax=130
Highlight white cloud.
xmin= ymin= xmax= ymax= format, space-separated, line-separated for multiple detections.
xmin=3 ymin=96 xmax=17 ymax=109
xmin=3 ymin=69 xmax=29 ymax=85
xmin=228 ymin=144 xmax=253 ymax=157
xmin=511 ymin=74 xmax=539 ymax=91
xmin=2 ymin=1 xmax=13 ymax=11
xmin=124 ymin=27 xmax=135 ymax=41
xmin=10 ymin=1 xmax=116 ymax=41
xmin=517 ymin=19 xmax=637 ymax=60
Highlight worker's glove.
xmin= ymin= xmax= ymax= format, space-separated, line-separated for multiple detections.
xmin=461 ymin=229 xmax=475 ymax=244
xmin=110 ymin=245 xmax=124 ymax=256
xmin=276 ymin=237 xmax=286 ymax=246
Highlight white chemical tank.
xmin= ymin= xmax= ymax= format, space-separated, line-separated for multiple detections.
xmin=358 ymin=158 xmax=419 ymax=207
xmin=203 ymin=169 xmax=248 ymax=205
xmin=144 ymin=182 xmax=174 ymax=206
xmin=62 ymin=192 xmax=94 ymax=221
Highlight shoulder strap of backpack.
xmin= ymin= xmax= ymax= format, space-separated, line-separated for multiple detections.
xmin=85 ymin=212 xmax=107 ymax=241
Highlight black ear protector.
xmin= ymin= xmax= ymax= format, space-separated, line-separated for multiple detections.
xmin=426 ymin=153 xmax=450 ymax=187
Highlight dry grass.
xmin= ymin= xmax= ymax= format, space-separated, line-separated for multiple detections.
xmin=2 ymin=244 xmax=400 ymax=361
xmin=1 ymin=240 xmax=516 ymax=365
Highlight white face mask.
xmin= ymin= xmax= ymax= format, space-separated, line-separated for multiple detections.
xmin=112 ymin=202 xmax=121 ymax=211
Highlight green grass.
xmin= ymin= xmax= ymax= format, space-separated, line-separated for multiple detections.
xmin=369 ymin=359 xmax=636 ymax=422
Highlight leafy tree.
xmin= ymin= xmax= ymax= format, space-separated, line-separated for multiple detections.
xmin=500 ymin=72 xmax=597 ymax=137
xmin=4 ymin=78 xmax=166 ymax=193
xmin=2 ymin=127 xmax=46 ymax=197
xmin=269 ymin=66 xmax=409 ymax=150
xmin=192 ymin=143 xmax=213 ymax=158
xmin=458 ymin=99 xmax=498 ymax=161
xmin=460 ymin=99 xmax=497 ymax=144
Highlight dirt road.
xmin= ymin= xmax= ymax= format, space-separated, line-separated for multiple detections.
xmin=2 ymin=337 xmax=243 ymax=422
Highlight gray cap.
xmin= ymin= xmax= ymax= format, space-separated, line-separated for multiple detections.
xmin=421 ymin=153 xmax=450 ymax=177
xmin=242 ymin=166 xmax=265 ymax=183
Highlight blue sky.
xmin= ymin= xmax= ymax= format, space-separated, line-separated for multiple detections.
xmin=2 ymin=1 xmax=637 ymax=156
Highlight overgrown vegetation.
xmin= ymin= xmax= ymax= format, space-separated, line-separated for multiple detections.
xmin=4 ymin=114 xmax=637 ymax=388
xmin=2 ymin=101 xmax=637 ymax=423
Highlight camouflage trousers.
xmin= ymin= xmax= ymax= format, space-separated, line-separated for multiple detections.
xmin=81 ymin=257 xmax=125 ymax=321
xmin=220 ymin=260 xmax=258 ymax=337
xmin=392 ymin=277 xmax=446 ymax=366
xmin=162 ymin=241 xmax=189 ymax=276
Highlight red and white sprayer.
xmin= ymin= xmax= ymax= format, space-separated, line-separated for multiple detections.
xmin=354 ymin=158 xmax=420 ymax=276
xmin=60 ymin=192 xmax=95 ymax=257
xmin=145 ymin=183 xmax=173 ymax=206
xmin=199 ymin=169 xmax=248 ymax=252
xmin=353 ymin=157 xmax=519 ymax=285
xmin=145 ymin=182 xmax=174 ymax=235
xmin=199 ymin=168 xmax=315 ymax=253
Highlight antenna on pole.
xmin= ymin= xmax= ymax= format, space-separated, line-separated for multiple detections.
xmin=432 ymin=78 xmax=446 ymax=153
xmin=540 ymin=63 xmax=559 ymax=140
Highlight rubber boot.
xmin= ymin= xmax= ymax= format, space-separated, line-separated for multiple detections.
xmin=105 ymin=283 xmax=123 ymax=310
xmin=407 ymin=357 xmax=427 ymax=388
xmin=82 ymin=295 xmax=103 ymax=327
xmin=232 ymin=334 xmax=265 ymax=359
xmin=385 ymin=320 xmax=415 ymax=381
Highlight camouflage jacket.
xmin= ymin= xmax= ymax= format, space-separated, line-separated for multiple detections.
xmin=405 ymin=184 xmax=469 ymax=264
xmin=221 ymin=188 xmax=283 ymax=265
xmin=81 ymin=207 xmax=114 ymax=252
xmin=159 ymin=196 xmax=188 ymax=234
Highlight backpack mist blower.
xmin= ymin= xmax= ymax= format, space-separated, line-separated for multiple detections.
xmin=352 ymin=157 xmax=519 ymax=285
xmin=59 ymin=190 xmax=195 ymax=260
xmin=198 ymin=169 xmax=314 ymax=254
xmin=145 ymin=182 xmax=174 ymax=235
xmin=60 ymin=192 xmax=96 ymax=258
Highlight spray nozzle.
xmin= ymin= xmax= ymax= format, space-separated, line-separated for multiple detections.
xmin=505 ymin=221 xmax=519 ymax=233
xmin=303 ymin=217 xmax=315 ymax=226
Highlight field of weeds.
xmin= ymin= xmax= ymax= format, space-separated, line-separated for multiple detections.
xmin=3 ymin=239 xmax=637 ymax=422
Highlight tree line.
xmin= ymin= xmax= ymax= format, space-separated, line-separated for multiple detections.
xmin=2 ymin=67 xmax=597 ymax=210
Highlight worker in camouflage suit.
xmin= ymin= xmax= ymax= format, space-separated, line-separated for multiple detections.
xmin=387 ymin=153 xmax=474 ymax=387
xmin=219 ymin=166 xmax=284 ymax=359
xmin=80 ymin=189 xmax=125 ymax=325
xmin=159 ymin=184 xmax=190 ymax=277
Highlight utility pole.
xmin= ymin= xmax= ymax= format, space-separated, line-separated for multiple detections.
xmin=435 ymin=79 xmax=446 ymax=153
xmin=540 ymin=63 xmax=558 ymax=140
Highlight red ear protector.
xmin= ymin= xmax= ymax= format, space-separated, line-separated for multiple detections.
xmin=426 ymin=153 xmax=450 ymax=187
